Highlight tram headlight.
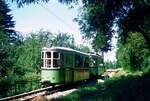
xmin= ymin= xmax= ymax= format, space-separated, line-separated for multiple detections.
xmin=52 ymin=77 xmax=55 ymax=80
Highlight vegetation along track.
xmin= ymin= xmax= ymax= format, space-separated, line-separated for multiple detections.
xmin=0 ymin=79 xmax=99 ymax=101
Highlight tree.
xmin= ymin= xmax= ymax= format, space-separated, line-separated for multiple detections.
xmin=116 ymin=1 xmax=150 ymax=48
xmin=53 ymin=32 xmax=74 ymax=47
xmin=15 ymin=30 xmax=76 ymax=78
xmin=0 ymin=0 xmax=19 ymax=43
xmin=11 ymin=0 xmax=78 ymax=7
xmin=0 ymin=0 xmax=21 ymax=77
xmin=74 ymin=0 xmax=150 ymax=50
xmin=78 ymin=44 xmax=90 ymax=53
xmin=11 ymin=0 xmax=49 ymax=7
xmin=15 ymin=30 xmax=54 ymax=76
xmin=117 ymin=32 xmax=150 ymax=71
xmin=73 ymin=44 xmax=90 ymax=53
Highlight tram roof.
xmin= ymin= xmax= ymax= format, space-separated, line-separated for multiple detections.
xmin=42 ymin=47 xmax=89 ymax=56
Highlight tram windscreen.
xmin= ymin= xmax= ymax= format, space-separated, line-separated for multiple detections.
xmin=46 ymin=52 xmax=51 ymax=58
xmin=46 ymin=60 xmax=51 ymax=67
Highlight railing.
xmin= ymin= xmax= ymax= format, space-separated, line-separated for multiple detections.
xmin=0 ymin=79 xmax=40 ymax=98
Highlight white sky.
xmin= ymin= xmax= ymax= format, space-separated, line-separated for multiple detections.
xmin=9 ymin=0 xmax=116 ymax=62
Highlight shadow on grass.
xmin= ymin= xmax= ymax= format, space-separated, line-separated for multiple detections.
xmin=50 ymin=72 xmax=150 ymax=101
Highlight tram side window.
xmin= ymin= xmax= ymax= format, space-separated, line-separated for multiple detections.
xmin=66 ymin=54 xmax=72 ymax=68
xmin=84 ymin=57 xmax=90 ymax=67
xmin=75 ymin=55 xmax=83 ymax=68
xmin=54 ymin=52 xmax=59 ymax=58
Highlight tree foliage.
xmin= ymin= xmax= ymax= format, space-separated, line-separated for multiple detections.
xmin=75 ymin=0 xmax=150 ymax=52
xmin=53 ymin=32 xmax=74 ymax=47
xmin=117 ymin=1 xmax=150 ymax=48
xmin=11 ymin=0 xmax=49 ymax=7
xmin=77 ymin=44 xmax=90 ymax=53
xmin=0 ymin=0 xmax=22 ymax=77
xmin=75 ymin=1 xmax=115 ymax=52
xmin=15 ymin=30 xmax=77 ymax=77
xmin=117 ymin=32 xmax=150 ymax=71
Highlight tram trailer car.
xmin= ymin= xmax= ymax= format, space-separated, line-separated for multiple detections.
xmin=41 ymin=47 xmax=104 ymax=85
xmin=89 ymin=54 xmax=104 ymax=78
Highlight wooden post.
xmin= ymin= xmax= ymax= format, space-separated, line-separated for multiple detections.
xmin=15 ymin=81 xmax=16 ymax=94
xmin=30 ymin=81 xmax=33 ymax=91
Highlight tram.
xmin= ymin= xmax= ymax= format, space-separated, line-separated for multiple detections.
xmin=41 ymin=47 xmax=103 ymax=85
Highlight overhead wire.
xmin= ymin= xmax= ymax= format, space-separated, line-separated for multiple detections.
xmin=38 ymin=2 xmax=77 ymax=33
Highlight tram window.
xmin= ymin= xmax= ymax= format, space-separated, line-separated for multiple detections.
xmin=46 ymin=59 xmax=51 ymax=67
xmin=53 ymin=52 xmax=59 ymax=58
xmin=66 ymin=54 xmax=72 ymax=68
xmin=46 ymin=52 xmax=51 ymax=58
xmin=41 ymin=59 xmax=44 ymax=67
xmin=60 ymin=54 xmax=64 ymax=67
xmin=79 ymin=56 xmax=83 ymax=68
xmin=53 ymin=60 xmax=60 ymax=67
xmin=84 ymin=57 xmax=90 ymax=67
xmin=75 ymin=55 xmax=79 ymax=67
xmin=75 ymin=55 xmax=83 ymax=68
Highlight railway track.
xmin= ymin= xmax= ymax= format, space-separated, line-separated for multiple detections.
xmin=0 ymin=79 xmax=100 ymax=101
xmin=0 ymin=84 xmax=64 ymax=101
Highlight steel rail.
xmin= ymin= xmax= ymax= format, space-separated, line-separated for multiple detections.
xmin=0 ymin=85 xmax=61 ymax=101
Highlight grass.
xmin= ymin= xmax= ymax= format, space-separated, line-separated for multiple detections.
xmin=50 ymin=71 xmax=150 ymax=101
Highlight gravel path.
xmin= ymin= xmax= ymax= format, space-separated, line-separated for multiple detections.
xmin=47 ymin=88 xmax=77 ymax=100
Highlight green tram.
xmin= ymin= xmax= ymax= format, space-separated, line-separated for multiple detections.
xmin=41 ymin=47 xmax=103 ymax=85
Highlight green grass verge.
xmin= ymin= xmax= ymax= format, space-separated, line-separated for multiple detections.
xmin=50 ymin=72 xmax=150 ymax=101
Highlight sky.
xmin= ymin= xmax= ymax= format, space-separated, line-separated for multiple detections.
xmin=8 ymin=0 xmax=116 ymax=62
xmin=9 ymin=0 xmax=82 ymax=44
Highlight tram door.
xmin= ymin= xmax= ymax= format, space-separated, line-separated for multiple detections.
xmin=64 ymin=53 xmax=74 ymax=83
